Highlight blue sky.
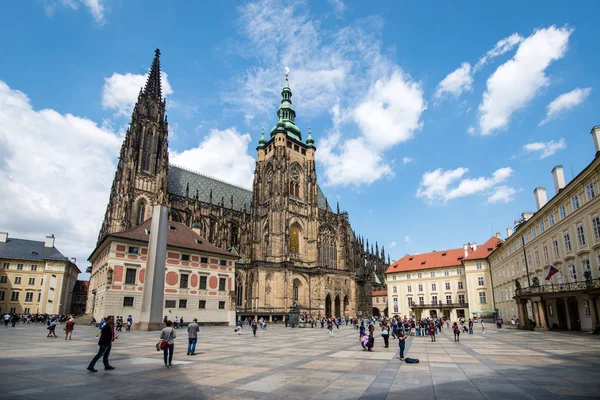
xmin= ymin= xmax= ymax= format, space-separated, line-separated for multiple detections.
xmin=1 ymin=0 xmax=599 ymax=274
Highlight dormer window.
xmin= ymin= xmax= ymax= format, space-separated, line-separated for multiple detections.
xmin=195 ymin=239 xmax=202 ymax=245
xmin=181 ymin=254 xmax=190 ymax=261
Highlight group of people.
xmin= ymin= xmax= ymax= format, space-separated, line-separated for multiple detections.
xmin=87 ymin=315 xmax=201 ymax=371
xmin=2 ymin=312 xmax=73 ymax=327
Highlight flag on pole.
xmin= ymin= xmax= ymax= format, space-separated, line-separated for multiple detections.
xmin=545 ymin=265 xmax=559 ymax=280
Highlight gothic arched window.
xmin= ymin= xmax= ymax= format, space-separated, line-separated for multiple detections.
xmin=319 ymin=228 xmax=337 ymax=268
xmin=141 ymin=133 xmax=153 ymax=172
xmin=136 ymin=200 xmax=146 ymax=225
xmin=235 ymin=274 xmax=243 ymax=308
xmin=290 ymin=224 xmax=300 ymax=254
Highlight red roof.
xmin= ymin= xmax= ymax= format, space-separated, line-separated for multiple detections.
xmin=90 ymin=219 xmax=236 ymax=260
xmin=385 ymin=237 xmax=500 ymax=274
xmin=463 ymin=237 xmax=502 ymax=260
xmin=372 ymin=290 xmax=387 ymax=297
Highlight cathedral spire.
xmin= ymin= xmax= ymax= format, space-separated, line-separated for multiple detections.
xmin=143 ymin=48 xmax=162 ymax=100
xmin=269 ymin=67 xmax=302 ymax=141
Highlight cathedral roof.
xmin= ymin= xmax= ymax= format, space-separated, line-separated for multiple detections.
xmin=168 ymin=164 xmax=331 ymax=212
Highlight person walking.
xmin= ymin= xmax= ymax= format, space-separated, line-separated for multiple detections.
xmin=359 ymin=322 xmax=366 ymax=341
xmin=3 ymin=313 xmax=10 ymax=327
xmin=187 ymin=318 xmax=199 ymax=356
xmin=398 ymin=330 xmax=408 ymax=360
xmin=328 ymin=319 xmax=334 ymax=338
xmin=126 ymin=315 xmax=132 ymax=332
xmin=160 ymin=320 xmax=176 ymax=368
xmin=452 ymin=322 xmax=460 ymax=342
xmin=251 ymin=320 xmax=257 ymax=337
xmin=381 ymin=323 xmax=390 ymax=348
xmin=87 ymin=315 xmax=116 ymax=372
xmin=64 ymin=317 xmax=75 ymax=340
xmin=468 ymin=319 xmax=474 ymax=334
xmin=46 ymin=318 xmax=58 ymax=338
xmin=481 ymin=320 xmax=485 ymax=335
xmin=428 ymin=324 xmax=436 ymax=342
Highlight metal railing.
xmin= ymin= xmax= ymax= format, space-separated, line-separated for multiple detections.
xmin=409 ymin=302 xmax=469 ymax=309
xmin=516 ymin=278 xmax=600 ymax=296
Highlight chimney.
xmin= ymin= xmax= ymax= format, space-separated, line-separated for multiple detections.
xmin=0 ymin=232 xmax=7 ymax=243
xmin=471 ymin=243 xmax=478 ymax=251
xmin=591 ymin=125 xmax=600 ymax=155
xmin=551 ymin=165 xmax=566 ymax=194
xmin=463 ymin=244 xmax=468 ymax=258
xmin=495 ymin=232 xmax=501 ymax=239
xmin=533 ymin=187 xmax=548 ymax=210
xmin=507 ymin=228 xmax=513 ymax=238
xmin=44 ymin=234 xmax=55 ymax=248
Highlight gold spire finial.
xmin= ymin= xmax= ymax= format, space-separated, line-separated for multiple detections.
xmin=285 ymin=66 xmax=290 ymax=77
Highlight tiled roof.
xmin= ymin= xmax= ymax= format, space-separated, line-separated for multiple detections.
xmin=95 ymin=219 xmax=237 ymax=259
xmin=463 ymin=237 xmax=502 ymax=260
xmin=0 ymin=238 xmax=69 ymax=262
xmin=168 ymin=164 xmax=330 ymax=211
xmin=385 ymin=237 xmax=501 ymax=274
xmin=372 ymin=290 xmax=387 ymax=296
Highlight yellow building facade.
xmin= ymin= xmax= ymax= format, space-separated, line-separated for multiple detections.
xmin=0 ymin=233 xmax=80 ymax=315
xmin=385 ymin=237 xmax=499 ymax=322
xmin=488 ymin=127 xmax=600 ymax=331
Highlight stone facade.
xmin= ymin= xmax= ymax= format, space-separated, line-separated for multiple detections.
xmin=96 ymin=50 xmax=387 ymax=321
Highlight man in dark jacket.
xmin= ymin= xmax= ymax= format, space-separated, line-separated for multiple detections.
xmin=87 ymin=315 xmax=116 ymax=372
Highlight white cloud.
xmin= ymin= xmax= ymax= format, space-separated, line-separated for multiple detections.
xmin=417 ymin=167 xmax=514 ymax=204
xmin=478 ymin=26 xmax=573 ymax=135
xmin=487 ymin=186 xmax=517 ymax=204
xmin=389 ymin=241 xmax=397 ymax=248
xmin=102 ymin=71 xmax=173 ymax=116
xmin=474 ymin=33 xmax=524 ymax=71
xmin=402 ymin=157 xmax=414 ymax=165
xmin=0 ymin=80 xmax=121 ymax=274
xmin=232 ymin=1 xmax=426 ymax=187
xmin=434 ymin=63 xmax=473 ymax=99
xmin=328 ymin=0 xmax=346 ymax=14
xmin=523 ymin=138 xmax=566 ymax=159
xmin=43 ymin=0 xmax=107 ymax=25
xmin=540 ymin=87 xmax=592 ymax=125
xmin=170 ymin=128 xmax=255 ymax=189
xmin=404 ymin=236 xmax=412 ymax=243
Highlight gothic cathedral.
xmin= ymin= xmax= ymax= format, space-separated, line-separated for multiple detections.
xmin=98 ymin=49 xmax=387 ymax=319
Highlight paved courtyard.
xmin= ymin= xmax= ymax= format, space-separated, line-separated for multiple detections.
xmin=0 ymin=322 xmax=599 ymax=399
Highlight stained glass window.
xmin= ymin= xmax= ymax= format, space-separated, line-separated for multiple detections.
xmin=290 ymin=225 xmax=300 ymax=253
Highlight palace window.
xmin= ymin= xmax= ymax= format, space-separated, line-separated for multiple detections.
xmin=553 ymin=239 xmax=560 ymax=258
xmin=28 ymin=278 xmax=35 ymax=285
xmin=431 ymin=295 xmax=438 ymax=304
xmin=430 ymin=271 xmax=435 ymax=277
xmin=199 ymin=276 xmax=207 ymax=290
xmin=559 ymin=205 xmax=567 ymax=219
xmin=128 ymin=246 xmax=139 ymax=255
xmin=219 ymin=278 xmax=226 ymax=291
xmin=220 ymin=259 xmax=227 ymax=266
xmin=431 ymin=283 xmax=437 ymax=291
xmin=179 ymin=299 xmax=187 ymax=309
xmin=569 ymin=264 xmax=577 ymax=282
xmin=458 ymin=294 xmax=465 ymax=303
xmin=2 ymin=263 xmax=8 ymax=269
xmin=478 ymin=277 xmax=484 ymax=286
xmin=165 ymin=300 xmax=176 ymax=308
xmin=583 ymin=259 xmax=591 ymax=276
xmin=549 ymin=213 xmax=555 ymax=226
xmin=456 ymin=268 xmax=463 ymax=275
xmin=0 ymin=291 xmax=4 ymax=301
xmin=201 ymin=257 xmax=208 ymax=264
xmin=219 ymin=301 xmax=226 ymax=309
xmin=564 ymin=232 xmax=572 ymax=252
xmin=479 ymin=292 xmax=487 ymax=304
xmin=572 ymin=195 xmax=580 ymax=211
xmin=407 ymin=285 xmax=412 ymax=292
xmin=407 ymin=297 xmax=412 ymax=306
xmin=181 ymin=254 xmax=190 ymax=261
xmin=577 ymin=225 xmax=586 ymax=246
xmin=10 ymin=291 xmax=19 ymax=301
xmin=199 ymin=300 xmax=206 ymax=309
xmin=446 ymin=295 xmax=452 ymax=304
xmin=14 ymin=277 xmax=21 ymax=285
xmin=586 ymin=183 xmax=596 ymax=200
xmin=405 ymin=274 xmax=410 ymax=279
xmin=290 ymin=225 xmax=300 ymax=254
xmin=535 ymin=251 xmax=540 ymax=266
xmin=180 ymin=274 xmax=189 ymax=289
xmin=125 ymin=268 xmax=136 ymax=285
xmin=25 ymin=292 xmax=33 ymax=302
xmin=123 ymin=297 xmax=134 ymax=307
xmin=393 ymin=297 xmax=399 ymax=313
xmin=476 ymin=262 xmax=483 ymax=270
xmin=532 ymin=228 xmax=537 ymax=239
xmin=543 ymin=246 xmax=549 ymax=263
xmin=444 ymin=270 xmax=449 ymax=276
xmin=593 ymin=215 xmax=600 ymax=239
xmin=418 ymin=296 xmax=424 ymax=305
xmin=417 ymin=272 xmax=422 ymax=278
xmin=418 ymin=284 xmax=423 ymax=292
xmin=445 ymin=282 xmax=451 ymax=290
xmin=540 ymin=221 xmax=546 ymax=233
xmin=16 ymin=264 xmax=23 ymax=270
xmin=392 ymin=286 xmax=397 ymax=293
xmin=458 ymin=281 xmax=463 ymax=290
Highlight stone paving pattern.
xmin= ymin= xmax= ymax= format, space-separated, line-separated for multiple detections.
xmin=0 ymin=323 xmax=599 ymax=399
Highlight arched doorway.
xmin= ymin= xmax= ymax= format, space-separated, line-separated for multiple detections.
xmin=343 ymin=295 xmax=349 ymax=315
xmin=325 ymin=294 xmax=332 ymax=318
xmin=334 ymin=295 xmax=341 ymax=317
xmin=373 ymin=307 xmax=381 ymax=317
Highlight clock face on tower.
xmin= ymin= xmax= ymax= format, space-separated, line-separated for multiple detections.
xmin=291 ymin=167 xmax=300 ymax=182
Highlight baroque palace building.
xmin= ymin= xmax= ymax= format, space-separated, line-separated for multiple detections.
xmin=0 ymin=232 xmax=80 ymax=315
xmin=489 ymin=127 xmax=600 ymax=331
xmin=385 ymin=236 xmax=500 ymax=322
xmin=94 ymin=49 xmax=387 ymax=321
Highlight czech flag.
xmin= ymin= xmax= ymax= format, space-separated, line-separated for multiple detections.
xmin=545 ymin=265 xmax=559 ymax=281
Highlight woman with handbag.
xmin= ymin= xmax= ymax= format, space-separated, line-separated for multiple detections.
xmin=159 ymin=320 xmax=176 ymax=368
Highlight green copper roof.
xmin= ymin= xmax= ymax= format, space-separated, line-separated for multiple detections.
xmin=257 ymin=128 xmax=266 ymax=147
xmin=306 ymin=126 xmax=315 ymax=147
xmin=269 ymin=76 xmax=302 ymax=141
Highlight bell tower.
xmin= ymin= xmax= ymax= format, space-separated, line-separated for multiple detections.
xmin=98 ymin=49 xmax=169 ymax=243
xmin=250 ymin=69 xmax=319 ymax=265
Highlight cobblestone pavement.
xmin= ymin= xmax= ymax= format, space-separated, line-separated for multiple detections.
xmin=0 ymin=322 xmax=599 ymax=399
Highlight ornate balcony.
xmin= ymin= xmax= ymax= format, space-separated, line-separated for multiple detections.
xmin=515 ymin=278 xmax=600 ymax=297
xmin=409 ymin=301 xmax=469 ymax=310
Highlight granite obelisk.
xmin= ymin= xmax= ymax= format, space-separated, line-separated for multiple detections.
xmin=134 ymin=189 xmax=168 ymax=331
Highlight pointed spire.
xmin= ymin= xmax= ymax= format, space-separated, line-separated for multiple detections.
xmin=336 ymin=201 xmax=340 ymax=215
xmin=388 ymin=255 xmax=391 ymax=264
xmin=143 ymin=48 xmax=162 ymax=100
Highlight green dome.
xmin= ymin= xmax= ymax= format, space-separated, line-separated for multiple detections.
xmin=306 ymin=127 xmax=315 ymax=146
xmin=257 ymin=128 xmax=267 ymax=147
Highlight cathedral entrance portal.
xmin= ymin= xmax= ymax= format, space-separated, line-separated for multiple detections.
xmin=325 ymin=294 xmax=332 ymax=318
xmin=334 ymin=295 xmax=341 ymax=318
